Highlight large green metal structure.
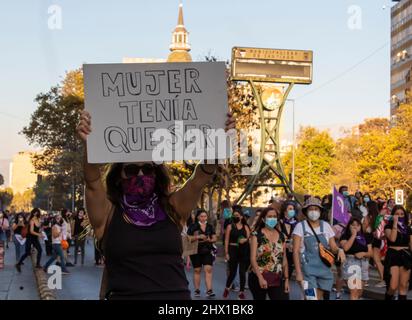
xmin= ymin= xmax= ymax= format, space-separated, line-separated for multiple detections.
xmin=230 ymin=47 xmax=313 ymax=204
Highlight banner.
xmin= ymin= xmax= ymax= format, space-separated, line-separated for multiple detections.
xmin=83 ymin=62 xmax=229 ymax=163
xmin=332 ymin=186 xmax=350 ymax=225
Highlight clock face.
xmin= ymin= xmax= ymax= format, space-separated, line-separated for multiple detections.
xmin=261 ymin=87 xmax=283 ymax=111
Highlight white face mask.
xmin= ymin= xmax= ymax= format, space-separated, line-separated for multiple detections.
xmin=308 ymin=210 xmax=320 ymax=221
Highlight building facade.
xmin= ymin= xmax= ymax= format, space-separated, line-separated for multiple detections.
xmin=391 ymin=0 xmax=412 ymax=115
xmin=9 ymin=151 xmax=38 ymax=195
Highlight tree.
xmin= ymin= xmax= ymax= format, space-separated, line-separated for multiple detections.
xmin=283 ymin=127 xmax=336 ymax=196
xmin=10 ymin=189 xmax=34 ymax=212
xmin=331 ymin=130 xmax=360 ymax=191
xmin=22 ymin=73 xmax=85 ymax=211
xmin=0 ymin=188 xmax=13 ymax=211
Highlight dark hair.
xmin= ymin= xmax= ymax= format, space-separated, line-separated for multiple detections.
xmin=341 ymin=217 xmax=363 ymax=240
xmin=391 ymin=205 xmax=409 ymax=226
xmin=367 ymin=201 xmax=379 ymax=232
xmin=29 ymin=208 xmax=41 ymax=221
xmin=195 ymin=208 xmax=207 ymax=220
xmin=254 ymin=207 xmax=281 ymax=233
xmin=52 ymin=214 xmax=63 ymax=227
xmin=77 ymin=208 xmax=86 ymax=214
xmin=280 ymin=201 xmax=296 ymax=220
xmin=61 ymin=209 xmax=71 ymax=223
xmin=231 ymin=205 xmax=248 ymax=225
xmin=377 ymin=201 xmax=386 ymax=212
xmin=338 ymin=186 xmax=348 ymax=193
xmin=363 ymin=193 xmax=372 ymax=200
xmin=105 ymin=163 xmax=182 ymax=230
xmin=15 ymin=213 xmax=26 ymax=224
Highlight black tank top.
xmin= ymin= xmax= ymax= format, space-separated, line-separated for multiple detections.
xmin=28 ymin=220 xmax=40 ymax=239
xmin=104 ymin=206 xmax=190 ymax=299
xmin=229 ymin=223 xmax=247 ymax=244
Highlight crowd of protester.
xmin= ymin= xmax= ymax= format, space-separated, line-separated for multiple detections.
xmin=184 ymin=187 xmax=411 ymax=300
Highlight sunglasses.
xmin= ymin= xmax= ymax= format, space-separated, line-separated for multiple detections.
xmin=123 ymin=163 xmax=156 ymax=178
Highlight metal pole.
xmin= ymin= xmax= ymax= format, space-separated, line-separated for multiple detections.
xmin=292 ymin=100 xmax=295 ymax=192
xmin=286 ymin=99 xmax=295 ymax=192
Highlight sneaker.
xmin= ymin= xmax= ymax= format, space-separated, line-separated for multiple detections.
xmin=375 ymin=281 xmax=386 ymax=288
xmin=231 ymin=284 xmax=239 ymax=292
xmin=15 ymin=264 xmax=21 ymax=273
xmin=223 ymin=288 xmax=230 ymax=298
xmin=194 ymin=289 xmax=201 ymax=297
xmin=62 ymin=270 xmax=70 ymax=275
xmin=238 ymin=292 xmax=246 ymax=300
xmin=66 ymin=262 xmax=74 ymax=267
xmin=336 ymin=292 xmax=341 ymax=300
xmin=364 ymin=281 xmax=369 ymax=288
xmin=206 ymin=290 xmax=216 ymax=298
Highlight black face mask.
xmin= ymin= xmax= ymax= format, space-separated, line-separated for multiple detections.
xmin=232 ymin=217 xmax=241 ymax=223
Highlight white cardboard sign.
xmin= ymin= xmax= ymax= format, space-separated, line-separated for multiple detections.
xmin=83 ymin=62 xmax=228 ymax=163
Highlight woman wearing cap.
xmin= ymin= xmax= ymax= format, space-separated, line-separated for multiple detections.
xmin=187 ymin=209 xmax=217 ymax=298
xmin=293 ymin=197 xmax=346 ymax=300
xmin=383 ymin=205 xmax=412 ymax=300
xmin=249 ymin=207 xmax=289 ymax=300
xmin=223 ymin=206 xmax=251 ymax=300
xmin=77 ymin=109 xmax=235 ymax=300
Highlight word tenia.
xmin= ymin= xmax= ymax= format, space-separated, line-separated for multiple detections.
xmin=101 ymin=69 xmax=201 ymax=97
xmin=119 ymin=98 xmax=198 ymax=125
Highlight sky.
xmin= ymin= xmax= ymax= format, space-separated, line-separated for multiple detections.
xmin=0 ymin=0 xmax=394 ymax=162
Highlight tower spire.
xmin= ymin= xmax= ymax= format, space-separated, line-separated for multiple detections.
xmin=167 ymin=2 xmax=192 ymax=62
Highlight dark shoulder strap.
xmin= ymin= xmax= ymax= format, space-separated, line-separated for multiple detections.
xmin=306 ymin=220 xmax=322 ymax=244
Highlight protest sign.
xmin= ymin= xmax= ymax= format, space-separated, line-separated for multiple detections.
xmin=83 ymin=62 xmax=228 ymax=163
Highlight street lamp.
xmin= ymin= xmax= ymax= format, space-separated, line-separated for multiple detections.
xmin=287 ymin=99 xmax=295 ymax=191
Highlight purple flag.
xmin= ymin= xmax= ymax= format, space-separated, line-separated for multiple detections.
xmin=332 ymin=186 xmax=350 ymax=225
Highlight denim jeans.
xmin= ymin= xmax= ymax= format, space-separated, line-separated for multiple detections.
xmin=13 ymin=235 xmax=25 ymax=263
xmin=44 ymin=244 xmax=68 ymax=272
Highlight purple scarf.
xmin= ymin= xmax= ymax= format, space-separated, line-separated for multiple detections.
xmin=397 ymin=218 xmax=408 ymax=235
xmin=355 ymin=233 xmax=367 ymax=247
xmin=120 ymin=175 xmax=167 ymax=227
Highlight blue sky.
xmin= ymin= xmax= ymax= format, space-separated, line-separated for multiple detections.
xmin=0 ymin=0 xmax=393 ymax=161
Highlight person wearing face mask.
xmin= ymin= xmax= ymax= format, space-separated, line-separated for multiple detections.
xmin=187 ymin=209 xmax=217 ymax=298
xmin=293 ymin=197 xmax=346 ymax=300
xmin=43 ymin=214 xmax=70 ymax=274
xmin=338 ymin=186 xmax=353 ymax=214
xmin=73 ymin=208 xmax=88 ymax=265
xmin=12 ymin=214 xmax=27 ymax=263
xmin=15 ymin=208 xmax=44 ymax=272
xmin=249 ymin=207 xmax=289 ymax=300
xmin=371 ymin=201 xmax=390 ymax=288
xmin=61 ymin=209 xmax=74 ymax=267
xmin=223 ymin=207 xmax=251 ymax=300
xmin=280 ymin=201 xmax=299 ymax=278
xmin=383 ymin=205 xmax=412 ymax=300
xmin=340 ymin=217 xmax=373 ymax=300
xmin=77 ymin=109 xmax=236 ymax=300
xmin=0 ymin=212 xmax=10 ymax=269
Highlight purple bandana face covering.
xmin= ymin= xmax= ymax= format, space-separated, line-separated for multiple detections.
xmin=120 ymin=175 xmax=166 ymax=227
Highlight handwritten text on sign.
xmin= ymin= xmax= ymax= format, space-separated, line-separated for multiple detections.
xmin=83 ymin=62 xmax=228 ymax=163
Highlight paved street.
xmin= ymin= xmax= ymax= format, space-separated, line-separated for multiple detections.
xmin=2 ymin=240 xmax=349 ymax=300
xmin=0 ymin=242 xmax=38 ymax=300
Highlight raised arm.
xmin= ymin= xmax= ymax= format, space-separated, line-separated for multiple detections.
xmin=170 ymin=164 xmax=217 ymax=222
xmin=169 ymin=112 xmax=236 ymax=222
xmin=77 ymin=110 xmax=113 ymax=241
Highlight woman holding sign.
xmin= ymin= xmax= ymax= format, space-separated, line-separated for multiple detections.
xmin=77 ymin=109 xmax=235 ymax=300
